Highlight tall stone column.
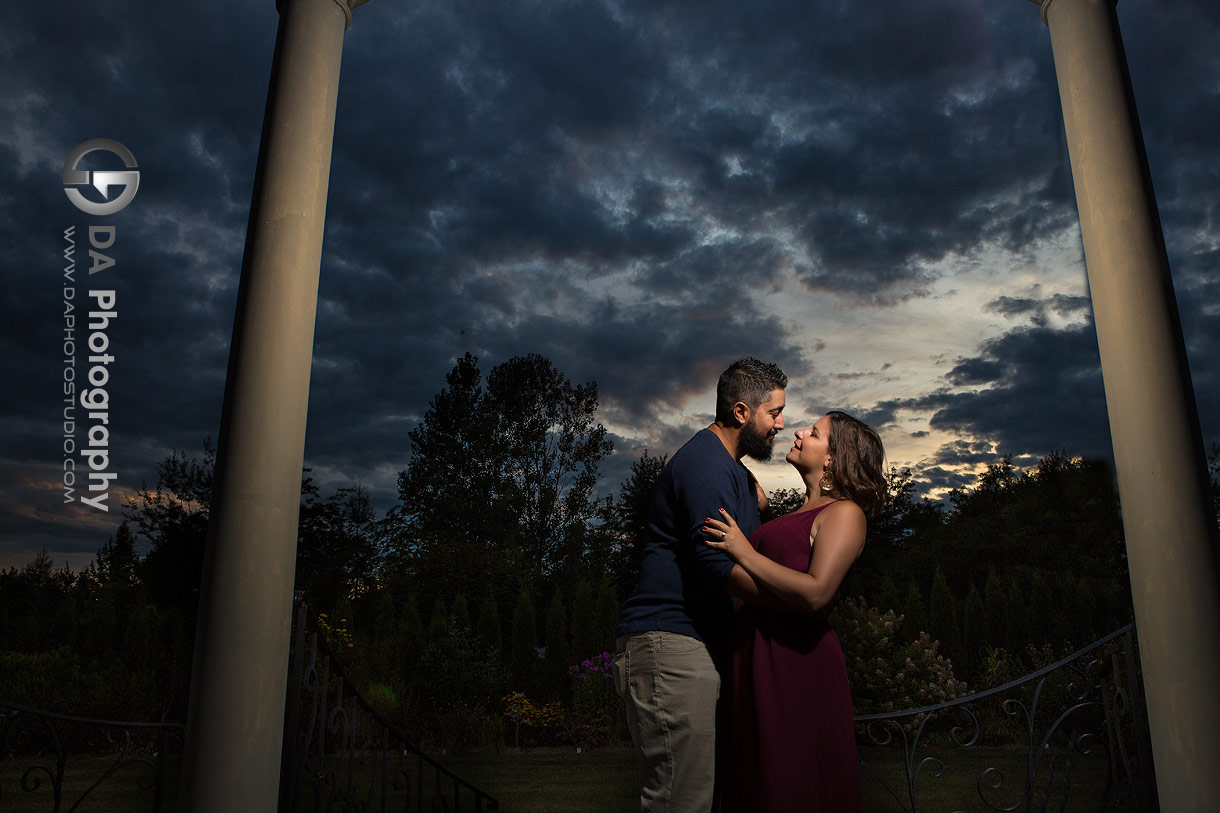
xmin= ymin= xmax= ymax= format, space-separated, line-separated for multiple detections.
xmin=1038 ymin=0 xmax=1220 ymax=807
xmin=179 ymin=1 xmax=365 ymax=810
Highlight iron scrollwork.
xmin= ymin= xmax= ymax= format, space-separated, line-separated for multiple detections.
xmin=0 ymin=699 xmax=184 ymax=812
xmin=854 ymin=624 xmax=1157 ymax=812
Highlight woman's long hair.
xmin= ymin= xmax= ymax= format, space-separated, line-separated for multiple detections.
xmin=825 ymin=410 xmax=887 ymax=517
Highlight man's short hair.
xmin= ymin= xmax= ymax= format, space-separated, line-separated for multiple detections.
xmin=715 ymin=358 xmax=787 ymax=424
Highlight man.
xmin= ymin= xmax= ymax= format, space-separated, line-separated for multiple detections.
xmin=613 ymin=357 xmax=787 ymax=813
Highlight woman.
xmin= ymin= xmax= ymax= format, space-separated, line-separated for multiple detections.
xmin=702 ymin=410 xmax=886 ymax=813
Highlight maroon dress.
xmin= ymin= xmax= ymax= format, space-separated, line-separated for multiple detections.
xmin=725 ymin=503 xmax=861 ymax=812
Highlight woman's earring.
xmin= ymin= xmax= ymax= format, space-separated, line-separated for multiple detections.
xmin=820 ymin=469 xmax=833 ymax=494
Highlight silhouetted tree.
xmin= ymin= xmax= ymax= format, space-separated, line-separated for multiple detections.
xmin=388 ymin=353 xmax=612 ymax=610
xmin=296 ymin=479 xmax=380 ymax=613
xmin=607 ymin=450 xmax=668 ymax=592
xmin=129 ymin=444 xmax=214 ymax=617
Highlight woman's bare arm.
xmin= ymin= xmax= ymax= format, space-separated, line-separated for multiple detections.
xmin=705 ymin=502 xmax=865 ymax=615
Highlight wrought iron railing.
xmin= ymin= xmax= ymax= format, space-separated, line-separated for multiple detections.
xmin=854 ymin=624 xmax=1156 ymax=812
xmin=0 ymin=699 xmax=184 ymax=812
xmin=2 ymin=619 xmax=1153 ymax=812
xmin=279 ymin=597 xmax=500 ymax=812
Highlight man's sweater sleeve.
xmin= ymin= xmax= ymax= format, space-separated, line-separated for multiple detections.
xmin=674 ymin=463 xmax=740 ymax=592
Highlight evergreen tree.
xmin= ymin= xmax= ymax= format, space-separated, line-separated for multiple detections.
xmin=451 ymin=594 xmax=472 ymax=635
xmin=593 ymin=575 xmax=619 ymax=656
xmin=872 ymin=573 xmax=901 ymax=615
xmin=1005 ymin=578 xmax=1027 ymax=656
xmin=428 ymin=597 xmax=450 ymax=642
xmin=981 ymin=567 xmax=1009 ymax=651
xmin=608 ymin=450 xmax=668 ymax=592
xmin=927 ymin=568 xmax=957 ymax=658
xmin=569 ymin=579 xmax=598 ymax=661
xmin=961 ymin=584 xmax=986 ymax=666
xmin=542 ymin=592 xmax=570 ymax=701
xmin=475 ymin=593 xmax=502 ymax=652
xmin=372 ymin=588 xmax=397 ymax=639
xmin=96 ymin=522 xmax=140 ymax=588
xmin=1025 ymin=571 xmax=1055 ymax=650
xmin=509 ymin=587 xmax=538 ymax=694
xmin=902 ymin=580 xmax=926 ymax=636
xmin=401 ymin=595 xmax=425 ymax=664
xmin=391 ymin=353 xmax=496 ymax=558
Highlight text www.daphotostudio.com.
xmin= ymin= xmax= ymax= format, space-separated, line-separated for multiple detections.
xmin=60 ymin=139 xmax=140 ymax=512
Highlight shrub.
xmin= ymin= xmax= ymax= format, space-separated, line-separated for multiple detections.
xmin=568 ymin=652 xmax=617 ymax=747
xmin=835 ymin=596 xmax=968 ymax=716
xmin=502 ymin=691 xmax=568 ymax=748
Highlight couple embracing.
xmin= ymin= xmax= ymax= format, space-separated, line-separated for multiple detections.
xmin=613 ymin=358 xmax=887 ymax=813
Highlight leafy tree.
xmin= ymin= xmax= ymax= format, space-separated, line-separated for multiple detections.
xmin=295 ymin=479 xmax=380 ymax=613
xmin=388 ymin=353 xmax=613 ymax=608
xmin=483 ymin=354 xmax=613 ymax=584
xmin=869 ymin=467 xmax=945 ymax=548
xmin=129 ymin=444 xmax=214 ymax=617
xmin=845 ymin=466 xmax=944 ymax=599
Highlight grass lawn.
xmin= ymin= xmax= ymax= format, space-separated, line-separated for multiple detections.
xmin=0 ymin=755 xmax=180 ymax=813
xmin=0 ymin=744 xmax=1138 ymax=811
xmin=443 ymin=747 xmax=639 ymax=812
xmin=441 ymin=742 xmax=1135 ymax=812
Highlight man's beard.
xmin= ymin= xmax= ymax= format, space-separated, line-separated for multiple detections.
xmin=739 ymin=417 xmax=775 ymax=462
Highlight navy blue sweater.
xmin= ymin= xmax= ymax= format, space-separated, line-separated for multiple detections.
xmin=614 ymin=429 xmax=762 ymax=659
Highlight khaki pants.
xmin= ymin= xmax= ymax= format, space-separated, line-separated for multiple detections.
xmin=614 ymin=631 xmax=721 ymax=813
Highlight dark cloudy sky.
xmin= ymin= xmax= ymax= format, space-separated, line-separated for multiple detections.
xmin=3 ymin=0 xmax=1217 ymax=569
